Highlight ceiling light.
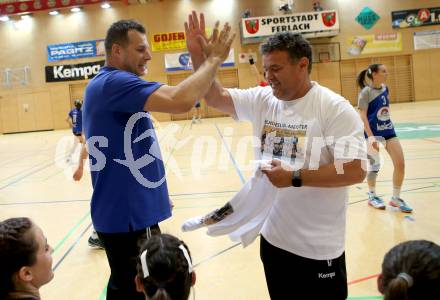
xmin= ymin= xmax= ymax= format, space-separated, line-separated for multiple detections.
xmin=101 ymin=3 xmax=111 ymax=9
xmin=71 ymin=7 xmax=81 ymax=13
xmin=20 ymin=14 xmax=31 ymax=20
xmin=0 ymin=15 xmax=10 ymax=22
xmin=49 ymin=10 xmax=59 ymax=16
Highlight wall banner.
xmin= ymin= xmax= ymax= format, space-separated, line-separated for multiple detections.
xmin=347 ymin=33 xmax=402 ymax=56
xmin=414 ymin=30 xmax=440 ymax=50
xmin=392 ymin=7 xmax=440 ymax=28
xmin=151 ymin=31 xmax=186 ymax=52
xmin=241 ymin=10 xmax=339 ymax=39
xmin=164 ymin=49 xmax=235 ymax=72
xmin=45 ymin=60 xmax=104 ymax=82
xmin=47 ymin=39 xmax=105 ymax=62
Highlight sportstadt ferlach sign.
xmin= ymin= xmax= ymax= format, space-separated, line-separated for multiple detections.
xmin=241 ymin=10 xmax=339 ymax=39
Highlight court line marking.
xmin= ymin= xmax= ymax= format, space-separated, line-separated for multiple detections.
xmin=193 ymin=242 xmax=241 ymax=269
xmin=163 ymin=122 xmax=187 ymax=170
xmin=0 ymin=199 xmax=90 ymax=206
xmin=214 ymin=123 xmax=246 ymax=184
xmin=0 ymin=192 xmax=237 ymax=206
xmin=171 ymin=190 xmax=238 ymax=197
xmin=0 ymin=150 xmax=66 ymax=184
xmin=0 ymin=147 xmax=54 ymax=168
xmin=422 ymin=138 xmax=440 ymax=144
xmin=0 ymin=154 xmax=68 ymax=191
xmin=349 ymin=184 xmax=435 ymax=205
xmin=348 ymin=273 xmax=380 ymax=285
xmin=52 ymin=211 xmax=91 ymax=254
xmin=347 ymin=297 xmax=382 ymax=300
xmin=53 ymin=222 xmax=92 ymax=271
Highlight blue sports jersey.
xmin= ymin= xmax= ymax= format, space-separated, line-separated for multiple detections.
xmin=83 ymin=66 xmax=171 ymax=233
xmin=365 ymin=87 xmax=396 ymax=138
xmin=68 ymin=108 xmax=82 ymax=134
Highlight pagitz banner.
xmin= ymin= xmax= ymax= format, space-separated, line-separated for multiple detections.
xmin=241 ymin=10 xmax=339 ymax=39
xmin=392 ymin=7 xmax=440 ymax=28
xmin=45 ymin=60 xmax=105 ymax=82
xmin=165 ymin=49 xmax=234 ymax=72
xmin=47 ymin=40 xmax=105 ymax=62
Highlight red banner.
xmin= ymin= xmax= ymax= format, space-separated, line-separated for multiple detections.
xmin=0 ymin=0 xmax=120 ymax=16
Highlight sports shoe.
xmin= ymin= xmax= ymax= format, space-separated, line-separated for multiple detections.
xmin=88 ymin=235 xmax=105 ymax=249
xmin=389 ymin=197 xmax=413 ymax=213
xmin=368 ymin=194 xmax=386 ymax=210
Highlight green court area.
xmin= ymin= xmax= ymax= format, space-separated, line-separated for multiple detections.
xmin=395 ymin=123 xmax=440 ymax=139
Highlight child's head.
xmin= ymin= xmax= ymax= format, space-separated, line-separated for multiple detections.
xmin=0 ymin=217 xmax=54 ymax=299
xmin=136 ymin=234 xmax=195 ymax=300
xmin=356 ymin=63 xmax=387 ymax=89
xmin=74 ymin=99 xmax=82 ymax=110
xmin=379 ymin=240 xmax=440 ymax=300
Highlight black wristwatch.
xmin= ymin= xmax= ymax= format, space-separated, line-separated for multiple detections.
xmin=291 ymin=169 xmax=302 ymax=187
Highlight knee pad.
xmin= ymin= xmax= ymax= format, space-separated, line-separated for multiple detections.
xmin=367 ymin=153 xmax=381 ymax=172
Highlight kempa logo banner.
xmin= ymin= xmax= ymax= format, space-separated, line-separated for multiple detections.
xmin=45 ymin=60 xmax=105 ymax=82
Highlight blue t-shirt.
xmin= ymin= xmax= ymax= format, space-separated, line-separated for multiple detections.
xmin=68 ymin=108 xmax=82 ymax=134
xmin=83 ymin=66 xmax=171 ymax=233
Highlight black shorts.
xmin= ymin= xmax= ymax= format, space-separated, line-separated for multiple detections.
xmin=73 ymin=132 xmax=82 ymax=137
xmin=383 ymin=134 xmax=397 ymax=140
xmin=260 ymin=235 xmax=347 ymax=300
xmin=195 ymin=102 xmax=201 ymax=108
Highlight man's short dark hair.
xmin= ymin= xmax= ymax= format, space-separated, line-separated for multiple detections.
xmin=104 ymin=19 xmax=146 ymax=54
xmin=260 ymin=32 xmax=313 ymax=73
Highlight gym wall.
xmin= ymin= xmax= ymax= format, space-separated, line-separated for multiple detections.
xmin=0 ymin=0 xmax=439 ymax=133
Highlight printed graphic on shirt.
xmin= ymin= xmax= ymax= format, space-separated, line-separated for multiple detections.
xmin=376 ymin=106 xmax=390 ymax=122
xmin=261 ymin=120 xmax=307 ymax=162
xmin=376 ymin=106 xmax=393 ymax=131
xmin=202 ymin=202 xmax=234 ymax=225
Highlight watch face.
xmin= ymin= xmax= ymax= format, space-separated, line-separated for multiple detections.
xmin=292 ymin=178 xmax=302 ymax=187
xmin=292 ymin=170 xmax=302 ymax=187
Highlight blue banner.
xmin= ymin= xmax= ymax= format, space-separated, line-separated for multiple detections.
xmin=47 ymin=40 xmax=105 ymax=62
xmin=164 ymin=49 xmax=235 ymax=72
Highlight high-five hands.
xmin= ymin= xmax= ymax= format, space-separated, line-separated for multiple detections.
xmin=185 ymin=11 xmax=235 ymax=63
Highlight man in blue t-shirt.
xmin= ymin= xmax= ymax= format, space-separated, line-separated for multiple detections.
xmin=74 ymin=17 xmax=234 ymax=300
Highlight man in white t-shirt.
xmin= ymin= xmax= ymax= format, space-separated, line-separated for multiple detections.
xmin=186 ymin=12 xmax=367 ymax=300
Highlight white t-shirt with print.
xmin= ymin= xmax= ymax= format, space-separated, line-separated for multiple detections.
xmin=228 ymin=81 xmax=366 ymax=260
